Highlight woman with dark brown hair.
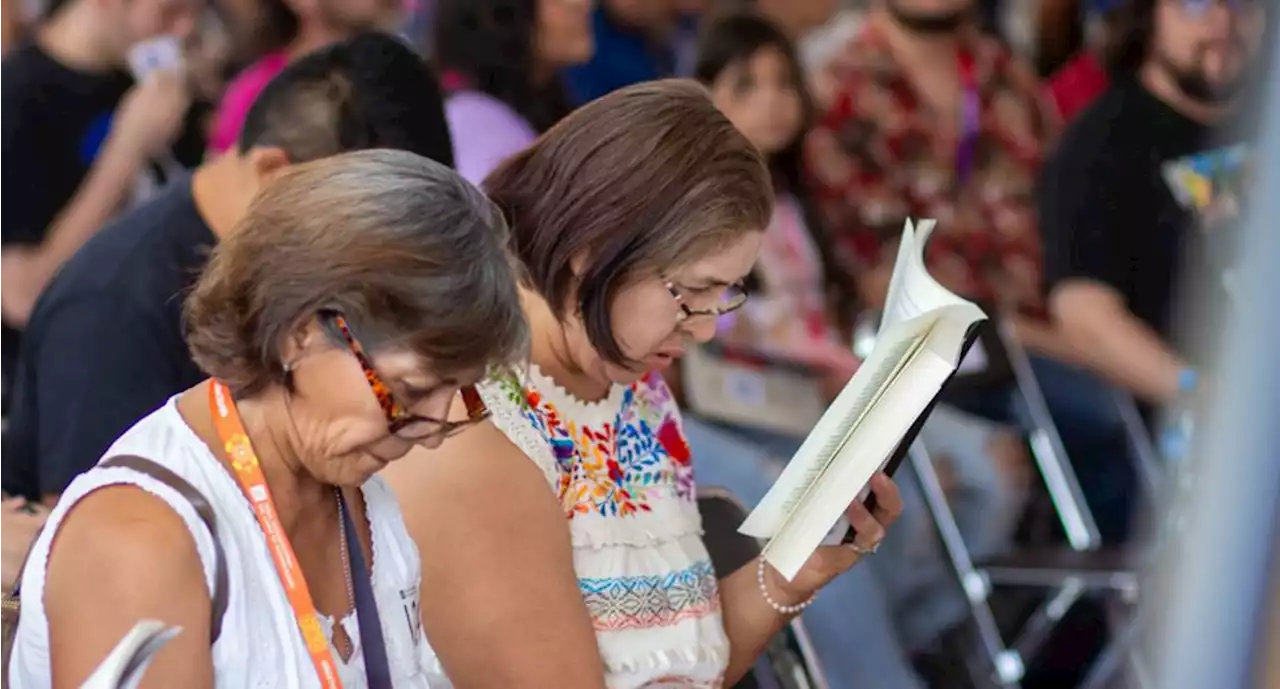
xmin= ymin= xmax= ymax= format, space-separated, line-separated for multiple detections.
xmin=8 ymin=149 xmax=527 ymax=687
xmin=383 ymin=79 xmax=903 ymax=688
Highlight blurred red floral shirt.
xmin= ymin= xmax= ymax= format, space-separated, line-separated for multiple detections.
xmin=805 ymin=23 xmax=1060 ymax=316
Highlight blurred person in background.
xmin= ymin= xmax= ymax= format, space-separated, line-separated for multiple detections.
xmin=2 ymin=34 xmax=454 ymax=525
xmin=803 ymin=0 xmax=1149 ymax=545
xmin=434 ymin=0 xmax=592 ymax=184
xmin=383 ymin=80 xmax=904 ymax=688
xmin=690 ymin=13 xmax=1029 ymax=684
xmin=1045 ymin=0 xmax=1123 ymax=123
xmin=718 ymin=0 xmax=840 ymax=39
xmin=0 ymin=0 xmax=203 ymax=393
xmin=561 ymin=0 xmax=693 ymax=104
xmin=805 ymin=0 xmax=1058 ymax=355
xmin=1041 ymin=0 xmax=1267 ymax=407
xmin=8 ymin=148 xmax=528 ymax=687
xmin=0 ymin=0 xmax=16 ymax=53
xmin=205 ymin=0 xmax=404 ymax=154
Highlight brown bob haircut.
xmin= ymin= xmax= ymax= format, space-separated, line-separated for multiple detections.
xmin=186 ymin=149 xmax=528 ymax=397
xmin=483 ymin=79 xmax=772 ymax=364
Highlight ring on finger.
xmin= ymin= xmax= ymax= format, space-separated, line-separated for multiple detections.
xmin=849 ymin=540 xmax=880 ymax=556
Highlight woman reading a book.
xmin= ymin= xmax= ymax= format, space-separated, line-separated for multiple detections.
xmin=380 ymin=79 xmax=904 ymax=688
xmin=684 ymin=12 xmax=1032 ymax=682
xmin=7 ymin=151 xmax=529 ymax=687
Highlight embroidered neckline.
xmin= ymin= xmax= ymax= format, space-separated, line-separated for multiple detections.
xmin=525 ymin=363 xmax=629 ymax=417
xmin=490 ymin=371 xmax=696 ymax=518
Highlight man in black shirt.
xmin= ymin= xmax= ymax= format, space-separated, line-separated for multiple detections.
xmin=2 ymin=32 xmax=455 ymax=502
xmin=1039 ymin=0 xmax=1266 ymax=404
xmin=0 ymin=0 xmax=202 ymax=396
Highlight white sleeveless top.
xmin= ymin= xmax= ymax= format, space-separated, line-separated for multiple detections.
xmin=474 ymin=367 xmax=730 ymax=688
xmin=9 ymin=398 xmax=446 ymax=689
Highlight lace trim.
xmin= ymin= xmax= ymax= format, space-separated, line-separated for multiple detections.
xmin=477 ymin=377 xmax=561 ymax=488
xmin=524 ymin=363 xmax=628 ymax=419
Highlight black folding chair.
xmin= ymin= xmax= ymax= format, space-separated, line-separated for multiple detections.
xmin=697 ymin=487 xmax=829 ymax=689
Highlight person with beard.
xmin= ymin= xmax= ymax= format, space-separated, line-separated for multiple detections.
xmin=1040 ymin=0 xmax=1266 ymax=406
xmin=205 ymin=0 xmax=403 ymax=154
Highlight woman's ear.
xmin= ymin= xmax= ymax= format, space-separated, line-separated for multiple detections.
xmin=247 ymin=146 xmax=292 ymax=184
xmin=277 ymin=315 xmax=325 ymax=371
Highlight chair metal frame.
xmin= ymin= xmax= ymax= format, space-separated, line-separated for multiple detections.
xmin=910 ymin=319 xmax=1155 ymax=688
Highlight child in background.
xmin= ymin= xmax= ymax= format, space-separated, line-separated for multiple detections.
xmin=686 ymin=12 xmax=1031 ymax=686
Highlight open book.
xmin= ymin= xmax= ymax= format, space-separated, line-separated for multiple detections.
xmin=82 ymin=620 xmax=182 ymax=689
xmin=739 ymin=219 xmax=987 ymax=581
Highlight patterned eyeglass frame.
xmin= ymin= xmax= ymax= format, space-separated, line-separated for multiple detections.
xmin=664 ymin=279 xmax=748 ymax=320
xmin=328 ymin=312 xmax=489 ymax=439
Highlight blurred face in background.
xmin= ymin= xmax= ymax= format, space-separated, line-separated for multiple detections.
xmin=605 ymin=0 xmax=679 ymax=31
xmin=756 ymin=0 xmax=838 ymax=36
xmin=537 ymin=0 xmax=594 ymax=69
xmin=310 ymin=0 xmax=400 ymax=32
xmin=100 ymin=0 xmax=201 ymax=63
xmin=708 ymin=45 xmax=804 ymax=158
xmin=884 ymin=0 xmax=973 ymax=34
xmin=1152 ymin=0 xmax=1264 ymax=104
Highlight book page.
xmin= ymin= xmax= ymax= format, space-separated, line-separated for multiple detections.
xmin=739 ymin=313 xmax=936 ymax=539
xmin=880 ymin=219 xmax=976 ymax=333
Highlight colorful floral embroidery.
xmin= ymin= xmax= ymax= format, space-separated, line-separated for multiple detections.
xmin=579 ymin=559 xmax=721 ymax=632
xmin=495 ymin=372 xmax=697 ymax=518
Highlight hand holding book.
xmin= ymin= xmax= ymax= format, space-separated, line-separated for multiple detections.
xmin=758 ymin=473 xmax=904 ymax=603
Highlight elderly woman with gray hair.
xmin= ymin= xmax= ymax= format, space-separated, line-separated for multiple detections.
xmin=6 ymin=149 xmax=528 ymax=688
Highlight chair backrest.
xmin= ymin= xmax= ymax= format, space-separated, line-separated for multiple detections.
xmin=698 ymin=488 xmax=764 ymax=579
xmin=697 ymin=488 xmax=829 ymax=689
xmin=992 ymin=314 xmax=1104 ymax=551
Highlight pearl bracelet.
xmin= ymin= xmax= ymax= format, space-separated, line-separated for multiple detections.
xmin=756 ymin=558 xmax=816 ymax=615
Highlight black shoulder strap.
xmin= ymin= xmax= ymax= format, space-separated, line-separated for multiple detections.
xmin=98 ymin=455 xmax=229 ymax=642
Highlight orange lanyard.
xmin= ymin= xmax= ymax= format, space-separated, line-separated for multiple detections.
xmin=208 ymin=379 xmax=344 ymax=688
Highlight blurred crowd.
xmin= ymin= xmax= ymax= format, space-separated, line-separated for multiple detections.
xmin=0 ymin=0 xmax=1271 ymax=687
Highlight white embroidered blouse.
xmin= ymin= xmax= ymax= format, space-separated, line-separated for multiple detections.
xmin=476 ymin=366 xmax=730 ymax=688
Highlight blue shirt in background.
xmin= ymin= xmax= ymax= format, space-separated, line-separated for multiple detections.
xmin=562 ymin=8 xmax=698 ymax=106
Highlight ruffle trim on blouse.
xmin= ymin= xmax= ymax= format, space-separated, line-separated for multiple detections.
xmin=602 ymin=643 xmax=730 ymax=681
xmin=567 ymin=498 xmax=705 ymax=550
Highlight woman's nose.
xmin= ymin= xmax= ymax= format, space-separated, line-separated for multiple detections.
xmin=682 ymin=315 xmax=719 ymax=344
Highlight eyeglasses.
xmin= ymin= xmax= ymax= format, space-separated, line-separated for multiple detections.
xmin=665 ymin=279 xmax=748 ymax=320
xmin=328 ymin=312 xmax=489 ymax=441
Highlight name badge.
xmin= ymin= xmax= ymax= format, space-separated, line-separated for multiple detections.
xmin=399 ymin=586 xmax=422 ymax=647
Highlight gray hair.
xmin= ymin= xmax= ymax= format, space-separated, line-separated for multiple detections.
xmin=185 ymin=148 xmax=528 ymax=396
